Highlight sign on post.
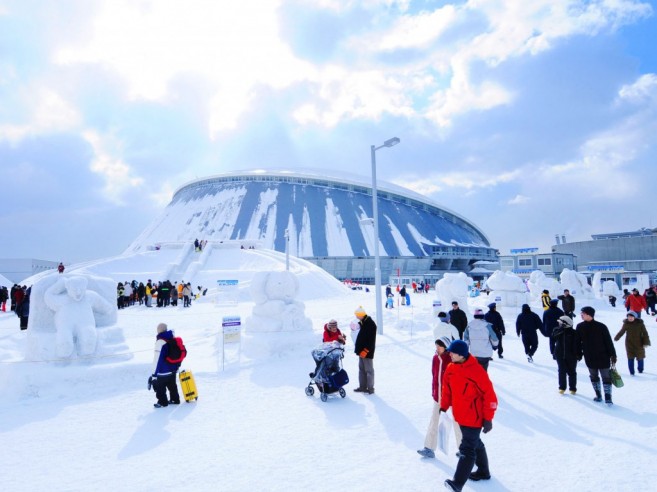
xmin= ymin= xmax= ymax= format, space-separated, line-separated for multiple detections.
xmin=216 ymin=280 xmax=239 ymax=306
xmin=221 ymin=315 xmax=241 ymax=371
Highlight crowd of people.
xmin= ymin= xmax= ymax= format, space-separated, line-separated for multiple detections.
xmin=1 ymin=284 xmax=31 ymax=330
xmin=116 ymin=280 xmax=206 ymax=309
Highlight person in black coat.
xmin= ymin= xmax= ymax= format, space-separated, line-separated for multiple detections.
xmin=576 ymin=306 xmax=617 ymax=405
xmin=16 ymin=290 xmax=30 ymax=330
xmin=557 ymin=289 xmax=576 ymax=318
xmin=542 ymin=299 xmax=564 ymax=338
xmin=484 ymin=303 xmax=506 ymax=359
xmin=551 ymin=315 xmax=581 ymax=394
xmin=515 ymin=304 xmax=541 ymax=362
xmin=449 ymin=301 xmax=468 ymax=340
xmin=353 ymin=306 xmax=377 ymax=394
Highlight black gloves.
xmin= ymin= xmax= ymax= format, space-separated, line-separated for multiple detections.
xmin=482 ymin=420 xmax=493 ymax=433
xmin=439 ymin=408 xmax=447 ymax=414
xmin=148 ymin=375 xmax=156 ymax=390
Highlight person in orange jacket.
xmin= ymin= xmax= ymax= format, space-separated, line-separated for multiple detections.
xmin=625 ymin=288 xmax=647 ymax=318
xmin=441 ymin=340 xmax=498 ymax=492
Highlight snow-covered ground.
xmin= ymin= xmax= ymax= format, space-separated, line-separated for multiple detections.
xmin=1 ymin=249 xmax=655 ymax=491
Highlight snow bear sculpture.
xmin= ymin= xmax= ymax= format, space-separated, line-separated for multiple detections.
xmin=247 ymin=271 xmax=312 ymax=332
xmin=43 ymin=276 xmax=114 ymax=358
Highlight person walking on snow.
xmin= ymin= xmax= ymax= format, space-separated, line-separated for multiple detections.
xmin=463 ymin=309 xmax=498 ymax=372
xmin=542 ymin=299 xmax=564 ymax=338
xmin=551 ymin=315 xmax=581 ymax=394
xmin=449 ymin=301 xmax=468 ymax=340
xmin=353 ymin=306 xmax=377 ymax=394
xmin=441 ymin=340 xmax=498 ymax=492
xmin=516 ymin=304 xmax=542 ymax=362
xmin=576 ymin=306 xmax=617 ymax=405
xmin=151 ymin=323 xmax=181 ymax=408
xmin=614 ymin=310 xmax=651 ymax=375
xmin=557 ymin=289 xmax=576 ymax=318
xmin=417 ymin=337 xmax=453 ymax=459
xmin=541 ymin=290 xmax=552 ymax=311
xmin=624 ymin=288 xmax=646 ymax=318
xmin=434 ymin=312 xmax=460 ymax=342
xmin=484 ymin=303 xmax=505 ymax=359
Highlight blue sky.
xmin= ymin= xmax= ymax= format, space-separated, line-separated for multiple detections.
xmin=1 ymin=0 xmax=656 ymax=263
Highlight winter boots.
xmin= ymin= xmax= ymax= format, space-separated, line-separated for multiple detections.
xmin=592 ymin=381 xmax=602 ymax=402
xmin=603 ymin=383 xmax=613 ymax=406
xmin=417 ymin=447 xmax=435 ymax=459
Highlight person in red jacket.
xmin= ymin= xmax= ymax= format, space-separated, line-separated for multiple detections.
xmin=417 ymin=337 xmax=453 ymax=459
xmin=322 ymin=319 xmax=346 ymax=344
xmin=441 ymin=340 xmax=498 ymax=492
xmin=625 ymin=289 xmax=647 ymax=318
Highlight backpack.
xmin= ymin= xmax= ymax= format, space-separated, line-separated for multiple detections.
xmin=165 ymin=337 xmax=187 ymax=365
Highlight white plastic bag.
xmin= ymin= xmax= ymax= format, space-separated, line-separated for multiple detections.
xmin=437 ymin=411 xmax=453 ymax=455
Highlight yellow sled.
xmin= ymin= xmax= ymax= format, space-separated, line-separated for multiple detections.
xmin=179 ymin=369 xmax=198 ymax=402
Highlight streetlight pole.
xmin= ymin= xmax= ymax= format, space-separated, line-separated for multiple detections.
xmin=371 ymin=137 xmax=400 ymax=335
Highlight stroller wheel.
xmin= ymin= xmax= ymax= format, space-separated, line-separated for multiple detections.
xmin=305 ymin=386 xmax=314 ymax=396
xmin=320 ymin=392 xmax=328 ymax=402
xmin=339 ymin=388 xmax=346 ymax=398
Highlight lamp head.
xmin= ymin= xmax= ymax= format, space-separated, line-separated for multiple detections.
xmin=383 ymin=137 xmax=400 ymax=147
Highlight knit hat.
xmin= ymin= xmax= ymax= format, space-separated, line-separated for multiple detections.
xmin=487 ymin=302 xmax=496 ymax=309
xmin=327 ymin=319 xmax=338 ymax=328
xmin=580 ymin=306 xmax=595 ymax=317
xmin=550 ymin=298 xmax=559 ymax=306
xmin=437 ymin=311 xmax=448 ymax=318
xmin=354 ymin=306 xmax=366 ymax=318
xmin=558 ymin=315 xmax=573 ymax=327
xmin=627 ymin=310 xmax=638 ymax=318
xmin=473 ymin=308 xmax=485 ymax=317
xmin=156 ymin=323 xmax=167 ymax=334
xmin=436 ymin=336 xmax=452 ymax=349
xmin=447 ymin=340 xmax=469 ymax=357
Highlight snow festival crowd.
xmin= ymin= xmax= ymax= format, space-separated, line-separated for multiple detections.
xmin=116 ymin=280 xmax=208 ymax=309
xmin=315 ymin=287 xmax=652 ymax=492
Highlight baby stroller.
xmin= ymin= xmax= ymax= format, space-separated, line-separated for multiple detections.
xmin=305 ymin=342 xmax=349 ymax=402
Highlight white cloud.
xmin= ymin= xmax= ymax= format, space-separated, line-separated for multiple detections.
xmin=83 ymin=130 xmax=144 ymax=205
xmin=376 ymin=5 xmax=458 ymax=51
xmin=395 ymin=168 xmax=522 ymax=196
xmin=617 ymin=73 xmax=657 ymax=105
xmin=508 ymin=194 xmax=529 ymax=205
xmin=0 ymin=86 xmax=80 ymax=144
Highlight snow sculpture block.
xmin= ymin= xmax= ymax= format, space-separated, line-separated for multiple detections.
xmin=527 ymin=270 xmax=561 ymax=301
xmin=559 ymin=268 xmax=594 ymax=299
xmin=485 ymin=270 xmax=529 ymax=307
xmin=435 ymin=272 xmax=472 ymax=315
xmin=26 ymin=274 xmax=119 ymax=360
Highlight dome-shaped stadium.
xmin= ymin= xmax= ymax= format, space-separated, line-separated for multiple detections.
xmin=126 ymin=170 xmax=497 ymax=283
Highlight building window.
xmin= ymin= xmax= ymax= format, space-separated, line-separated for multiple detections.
xmin=501 ymin=259 xmax=514 ymax=267
xmin=537 ymin=258 xmax=552 ymax=266
xmin=518 ymin=258 xmax=532 ymax=267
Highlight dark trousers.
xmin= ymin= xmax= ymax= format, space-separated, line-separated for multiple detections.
xmin=556 ymin=358 xmax=577 ymax=391
xmin=153 ymin=373 xmax=180 ymax=406
xmin=494 ymin=331 xmax=504 ymax=356
xmin=588 ymin=367 xmax=611 ymax=385
xmin=521 ymin=335 xmax=538 ymax=357
xmin=452 ymin=425 xmax=489 ymax=488
xmin=475 ymin=357 xmax=491 ymax=372
xmin=628 ymin=358 xmax=644 ymax=374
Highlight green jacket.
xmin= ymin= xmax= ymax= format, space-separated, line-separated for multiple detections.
xmin=614 ymin=318 xmax=651 ymax=359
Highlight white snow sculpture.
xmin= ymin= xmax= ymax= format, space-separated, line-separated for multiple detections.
xmin=527 ymin=270 xmax=561 ymax=301
xmin=246 ymin=271 xmax=313 ymax=333
xmin=485 ymin=270 xmax=529 ymax=307
xmin=602 ymin=280 xmax=622 ymax=299
xmin=559 ymin=268 xmax=594 ymax=299
xmin=39 ymin=275 xmax=115 ymax=358
xmin=435 ymin=272 xmax=471 ymax=315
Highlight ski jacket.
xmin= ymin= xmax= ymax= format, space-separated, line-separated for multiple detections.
xmin=551 ymin=325 xmax=580 ymax=361
xmin=433 ymin=320 xmax=460 ymax=342
xmin=449 ymin=308 xmax=468 ymax=335
xmin=484 ymin=309 xmax=505 ymax=336
xmin=354 ymin=315 xmax=377 ymax=359
xmin=625 ymin=293 xmax=647 ymax=313
xmin=541 ymin=293 xmax=551 ymax=310
xmin=464 ymin=318 xmax=498 ymax=359
xmin=152 ymin=330 xmax=181 ymax=376
xmin=323 ymin=326 xmax=345 ymax=344
xmin=441 ymin=355 xmax=498 ymax=427
xmin=557 ymin=294 xmax=576 ymax=314
xmin=576 ymin=320 xmax=616 ymax=369
xmin=516 ymin=305 xmax=542 ymax=341
xmin=614 ymin=319 xmax=651 ymax=359
xmin=542 ymin=306 xmax=564 ymax=337
xmin=432 ymin=351 xmax=452 ymax=403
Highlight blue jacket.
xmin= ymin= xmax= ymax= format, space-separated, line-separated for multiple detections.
xmin=153 ymin=330 xmax=180 ymax=375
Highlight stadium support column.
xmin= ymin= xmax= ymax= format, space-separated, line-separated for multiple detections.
xmin=371 ymin=137 xmax=400 ymax=335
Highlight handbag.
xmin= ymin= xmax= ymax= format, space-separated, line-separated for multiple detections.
xmin=437 ymin=411 xmax=453 ymax=455
xmin=610 ymin=364 xmax=624 ymax=388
